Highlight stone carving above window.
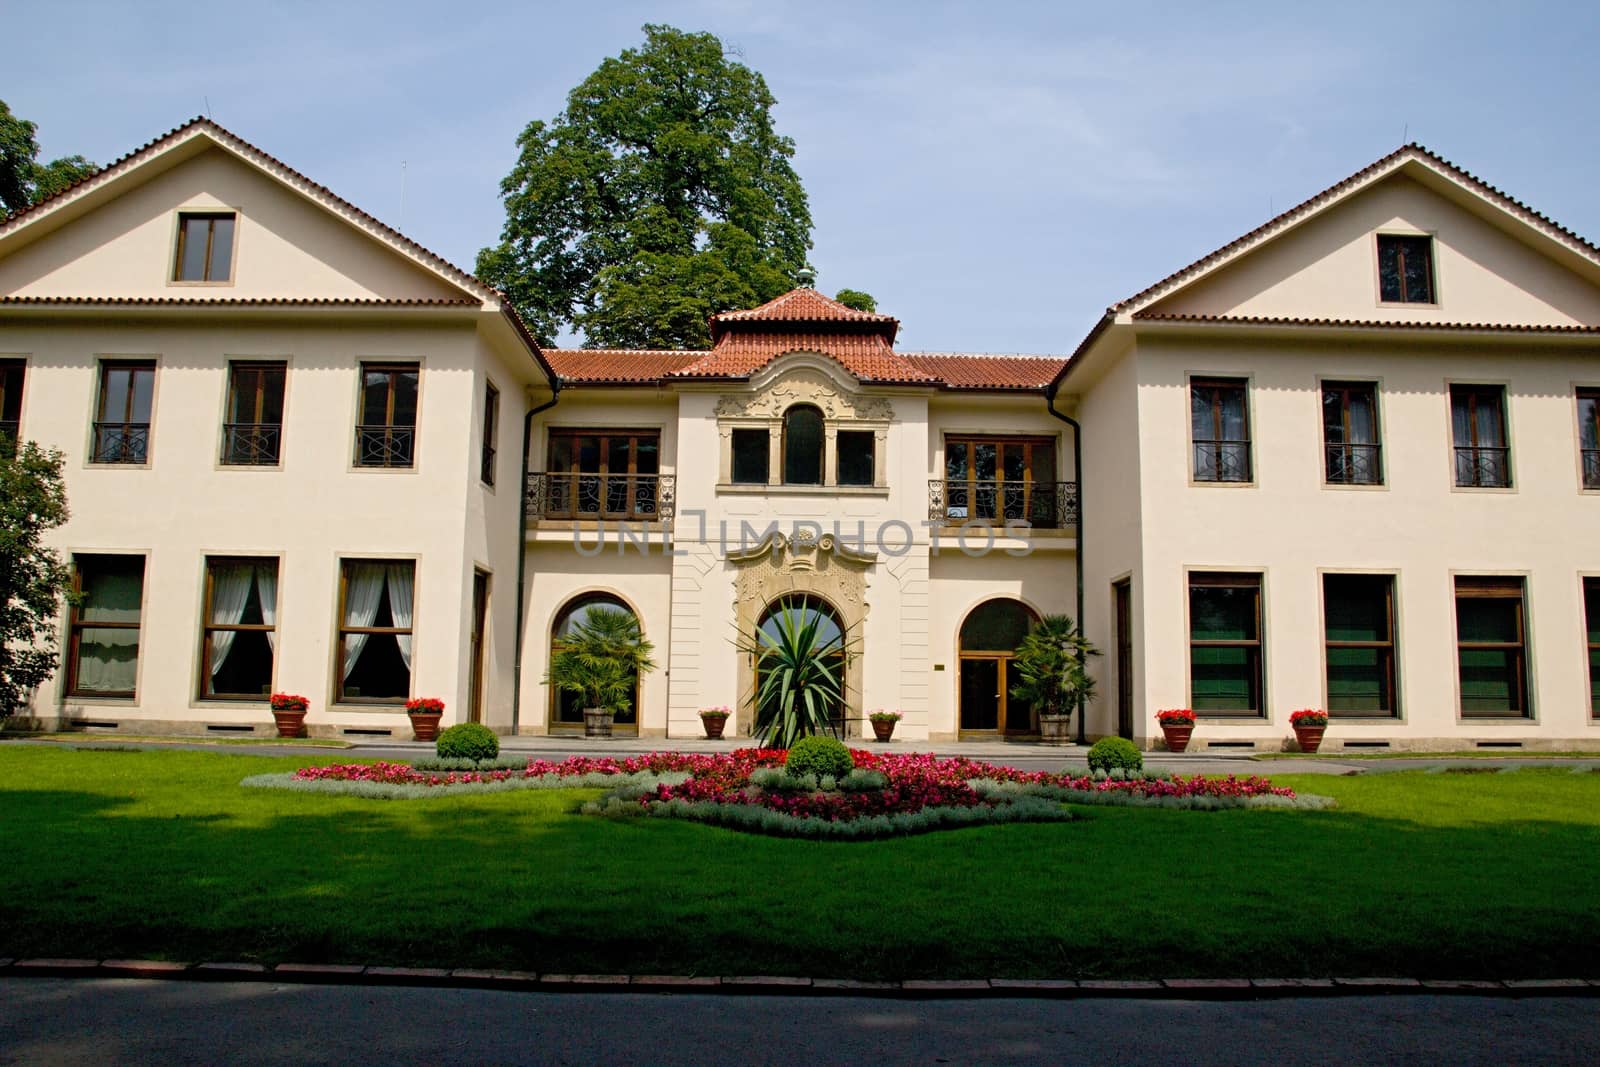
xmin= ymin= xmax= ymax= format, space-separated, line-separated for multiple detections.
xmin=714 ymin=368 xmax=892 ymax=422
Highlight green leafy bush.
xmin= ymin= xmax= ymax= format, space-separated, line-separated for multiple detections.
xmin=435 ymin=723 xmax=500 ymax=762
xmin=785 ymin=736 xmax=854 ymax=780
xmin=1087 ymin=737 xmax=1143 ymax=775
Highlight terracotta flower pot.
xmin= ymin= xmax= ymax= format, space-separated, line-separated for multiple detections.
xmin=871 ymin=718 xmax=896 ymax=743
xmin=409 ymin=712 xmax=443 ymax=742
xmin=1293 ymin=725 xmax=1326 ymax=754
xmin=1159 ymin=723 xmax=1193 ymax=752
xmin=272 ymin=709 xmax=307 ymax=739
xmin=583 ymin=707 xmax=614 ymax=739
xmin=701 ymin=714 xmax=728 ymax=740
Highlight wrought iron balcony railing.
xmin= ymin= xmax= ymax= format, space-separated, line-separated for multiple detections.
xmin=1325 ymin=442 xmax=1383 ymax=485
xmin=221 ymin=423 xmax=282 ymax=466
xmin=929 ymin=479 xmax=1079 ymax=530
xmin=527 ymin=471 xmax=676 ymax=522
xmin=92 ymin=422 xmax=150 ymax=464
xmin=1583 ymin=449 xmax=1600 ymax=490
xmin=355 ymin=425 xmax=415 ymax=468
xmin=0 ymin=419 xmax=18 ymax=456
xmin=1454 ymin=445 xmax=1511 ymax=488
xmin=1192 ymin=440 xmax=1252 ymax=482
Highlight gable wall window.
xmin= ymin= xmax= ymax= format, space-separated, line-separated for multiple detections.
xmin=1377 ymin=233 xmax=1434 ymax=303
xmin=782 ymin=404 xmax=825 ymax=485
xmin=355 ymin=362 xmax=419 ymax=468
xmin=481 ymin=381 xmax=499 ymax=486
xmin=337 ymin=559 xmax=415 ymax=702
xmin=1322 ymin=381 xmax=1382 ymax=485
xmin=222 ymin=361 xmax=286 ymax=465
xmin=1585 ymin=578 xmax=1600 ymax=718
xmin=546 ymin=429 xmax=662 ymax=519
xmin=1450 ymin=384 xmax=1511 ymax=488
xmin=1190 ymin=378 xmax=1251 ymax=483
xmin=0 ymin=358 xmax=24 ymax=450
xmin=93 ymin=360 xmax=156 ymax=464
xmin=67 ymin=554 xmax=146 ymax=697
xmin=1188 ymin=572 xmax=1265 ymax=717
xmin=1323 ymin=574 xmax=1398 ymax=717
xmin=1578 ymin=389 xmax=1600 ymax=490
xmin=1454 ymin=576 xmax=1530 ymax=718
xmin=174 ymin=212 xmax=236 ymax=282
xmin=200 ymin=558 xmax=278 ymax=699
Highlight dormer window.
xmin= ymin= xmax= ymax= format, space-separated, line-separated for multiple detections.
xmin=174 ymin=212 xmax=236 ymax=282
xmin=1377 ymin=234 xmax=1434 ymax=303
xmin=782 ymin=404 xmax=824 ymax=485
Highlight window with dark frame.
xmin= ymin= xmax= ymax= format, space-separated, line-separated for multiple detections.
xmin=1450 ymin=384 xmax=1511 ymax=488
xmin=1454 ymin=576 xmax=1530 ymax=718
xmin=67 ymin=554 xmax=145 ymax=697
xmin=1323 ymin=574 xmax=1398 ymax=717
xmin=1189 ymin=572 xmax=1264 ymax=717
xmin=549 ymin=595 xmax=642 ymax=729
xmin=1584 ymin=578 xmax=1599 ymax=718
xmin=337 ymin=559 xmax=415 ymax=702
xmin=782 ymin=404 xmax=824 ymax=485
xmin=0 ymin=359 xmax=24 ymax=451
xmin=355 ymin=362 xmax=419 ymax=468
xmin=93 ymin=360 xmax=156 ymax=464
xmin=1322 ymin=381 xmax=1382 ymax=485
xmin=221 ymin=361 xmax=286 ymax=465
xmin=1190 ymin=378 xmax=1251 ymax=483
xmin=730 ymin=428 xmax=769 ymax=484
xmin=1578 ymin=390 xmax=1600 ymax=490
xmin=174 ymin=212 xmax=236 ymax=282
xmin=546 ymin=429 xmax=661 ymax=518
xmin=1377 ymin=234 xmax=1434 ymax=303
xmin=836 ymin=430 xmax=875 ymax=486
xmin=942 ymin=435 xmax=1062 ymax=526
xmin=481 ymin=381 xmax=499 ymax=486
xmin=200 ymin=558 xmax=278 ymax=699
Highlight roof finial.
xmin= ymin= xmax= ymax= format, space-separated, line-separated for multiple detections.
xmin=796 ymin=264 xmax=816 ymax=288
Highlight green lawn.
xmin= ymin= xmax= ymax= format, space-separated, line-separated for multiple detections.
xmin=1 ymin=747 xmax=1595 ymax=980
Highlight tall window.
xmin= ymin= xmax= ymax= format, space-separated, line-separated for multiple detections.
xmin=355 ymin=363 xmax=419 ymax=468
xmin=546 ymin=429 xmax=662 ymax=518
xmin=93 ymin=360 xmax=156 ymax=464
xmin=338 ymin=560 xmax=415 ymax=702
xmin=1451 ymin=385 xmax=1511 ymax=488
xmin=837 ymin=430 xmax=874 ymax=486
xmin=481 ymin=381 xmax=499 ymax=486
xmin=174 ymin=212 xmax=235 ymax=282
xmin=1190 ymin=379 xmax=1251 ymax=483
xmin=1585 ymin=578 xmax=1600 ymax=717
xmin=0 ymin=359 xmax=23 ymax=450
xmin=549 ymin=595 xmax=641 ymax=730
xmin=222 ymin=361 xmax=286 ymax=465
xmin=782 ymin=404 xmax=824 ymax=485
xmin=1455 ymin=577 xmax=1529 ymax=718
xmin=1322 ymin=382 xmax=1382 ymax=485
xmin=67 ymin=555 xmax=145 ymax=697
xmin=1189 ymin=572 xmax=1264 ymax=717
xmin=942 ymin=436 xmax=1062 ymax=526
xmin=1578 ymin=390 xmax=1600 ymax=490
xmin=1323 ymin=574 xmax=1397 ymax=717
xmin=200 ymin=558 xmax=278 ymax=699
xmin=1377 ymin=234 xmax=1434 ymax=303
xmin=731 ymin=428 xmax=769 ymax=484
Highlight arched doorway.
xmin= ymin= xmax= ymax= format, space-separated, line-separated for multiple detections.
xmin=958 ymin=598 xmax=1039 ymax=735
xmin=548 ymin=593 xmax=641 ymax=734
xmin=753 ymin=593 xmax=847 ymax=736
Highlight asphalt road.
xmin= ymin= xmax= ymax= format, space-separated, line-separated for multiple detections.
xmin=2 ymin=979 xmax=1597 ymax=1066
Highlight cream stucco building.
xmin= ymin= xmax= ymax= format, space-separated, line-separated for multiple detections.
xmin=2 ymin=121 xmax=1596 ymax=750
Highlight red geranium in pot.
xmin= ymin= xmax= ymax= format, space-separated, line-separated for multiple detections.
xmin=1155 ymin=708 xmax=1196 ymax=753
xmin=406 ymin=697 xmax=446 ymax=742
xmin=1289 ymin=709 xmax=1329 ymax=754
xmin=270 ymin=693 xmax=310 ymax=739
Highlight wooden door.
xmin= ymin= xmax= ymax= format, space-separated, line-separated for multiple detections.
xmin=468 ymin=571 xmax=489 ymax=724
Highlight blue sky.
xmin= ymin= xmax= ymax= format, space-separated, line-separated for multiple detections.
xmin=7 ymin=0 xmax=1598 ymax=352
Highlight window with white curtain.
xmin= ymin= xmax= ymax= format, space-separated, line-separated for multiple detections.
xmin=337 ymin=559 xmax=414 ymax=701
xmin=68 ymin=555 xmax=146 ymax=697
xmin=200 ymin=558 xmax=278 ymax=699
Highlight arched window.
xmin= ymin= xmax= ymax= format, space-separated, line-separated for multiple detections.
xmin=782 ymin=404 xmax=824 ymax=485
xmin=756 ymin=594 xmax=846 ymax=733
xmin=549 ymin=593 xmax=640 ymax=731
xmin=957 ymin=598 xmax=1039 ymax=735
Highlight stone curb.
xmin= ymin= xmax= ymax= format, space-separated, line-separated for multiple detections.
xmin=0 ymin=959 xmax=1596 ymax=998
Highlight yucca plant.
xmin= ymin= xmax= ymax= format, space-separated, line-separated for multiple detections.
xmin=543 ymin=607 xmax=657 ymax=715
xmin=737 ymin=596 xmax=858 ymax=749
xmin=1009 ymin=614 xmax=1099 ymax=720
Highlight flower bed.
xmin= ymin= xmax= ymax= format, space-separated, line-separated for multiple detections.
xmin=244 ymin=749 xmax=1330 ymax=836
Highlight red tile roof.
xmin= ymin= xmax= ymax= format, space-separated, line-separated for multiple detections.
xmin=545 ymin=349 xmax=702 ymax=383
xmin=899 ymin=353 xmax=1069 ymax=390
xmin=671 ymin=331 xmax=937 ymax=383
xmin=711 ymin=287 xmax=899 ymax=332
xmin=1131 ymin=312 xmax=1600 ymax=334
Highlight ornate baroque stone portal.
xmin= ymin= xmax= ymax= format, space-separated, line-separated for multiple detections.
xmin=729 ymin=531 xmax=876 ymax=737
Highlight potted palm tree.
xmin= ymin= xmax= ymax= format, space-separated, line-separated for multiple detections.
xmin=1009 ymin=614 xmax=1099 ymax=745
xmin=737 ymin=597 xmax=858 ymax=749
xmin=544 ymin=607 xmax=657 ymax=738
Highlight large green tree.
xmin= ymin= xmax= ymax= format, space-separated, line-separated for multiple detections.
xmin=477 ymin=24 xmax=816 ymax=349
xmin=0 ymin=440 xmax=75 ymax=718
xmin=0 ymin=101 xmax=97 ymax=215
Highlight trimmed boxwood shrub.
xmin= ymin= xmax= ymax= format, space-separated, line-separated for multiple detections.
xmin=1087 ymin=736 xmax=1143 ymax=775
xmin=785 ymin=736 xmax=853 ymax=780
xmin=435 ymin=722 xmax=499 ymax=762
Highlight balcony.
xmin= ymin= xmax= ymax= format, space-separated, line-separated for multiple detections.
xmin=1454 ymin=446 xmax=1511 ymax=488
xmin=929 ymin=479 xmax=1079 ymax=530
xmin=526 ymin=471 xmax=676 ymax=522
xmin=1583 ymin=449 xmax=1600 ymax=490
xmin=355 ymin=425 xmax=415 ymax=468
xmin=1325 ymin=443 xmax=1382 ymax=485
xmin=222 ymin=423 xmax=282 ymax=466
xmin=91 ymin=422 xmax=150 ymax=464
